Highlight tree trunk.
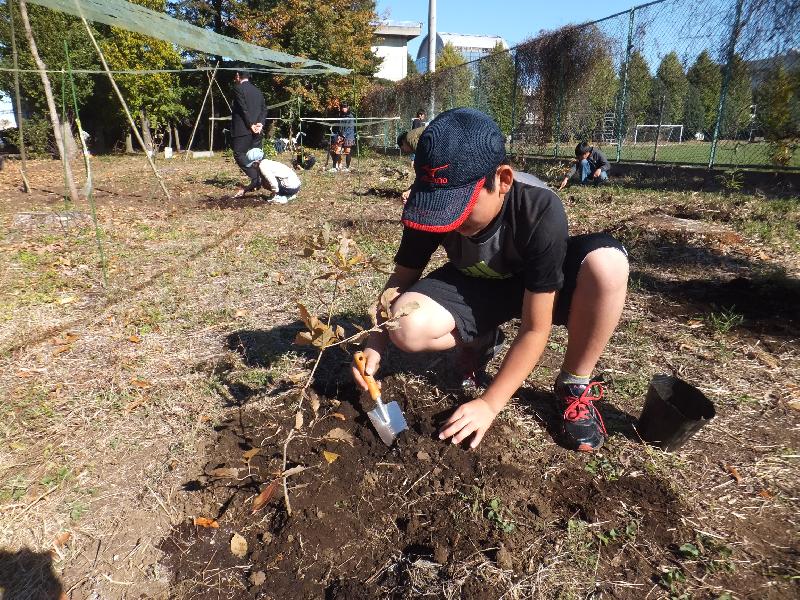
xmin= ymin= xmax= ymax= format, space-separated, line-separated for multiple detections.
xmin=18 ymin=0 xmax=79 ymax=202
xmin=125 ymin=132 xmax=134 ymax=154
xmin=167 ymin=125 xmax=173 ymax=149
xmin=140 ymin=109 xmax=153 ymax=152
xmin=173 ymin=125 xmax=181 ymax=152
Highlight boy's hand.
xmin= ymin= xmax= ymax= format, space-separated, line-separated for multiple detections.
xmin=438 ymin=398 xmax=498 ymax=448
xmin=593 ymin=168 xmax=602 ymax=179
xmin=351 ymin=346 xmax=382 ymax=392
xmin=558 ymin=177 xmax=568 ymax=191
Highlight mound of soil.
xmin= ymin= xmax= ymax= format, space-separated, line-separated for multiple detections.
xmin=160 ymin=379 xmax=685 ymax=599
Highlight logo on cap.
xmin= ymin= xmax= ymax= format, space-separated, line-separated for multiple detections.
xmin=421 ymin=164 xmax=450 ymax=185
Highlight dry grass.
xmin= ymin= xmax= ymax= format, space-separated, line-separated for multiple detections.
xmin=0 ymin=152 xmax=798 ymax=599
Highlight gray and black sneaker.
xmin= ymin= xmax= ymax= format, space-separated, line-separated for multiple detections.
xmin=555 ymin=378 xmax=608 ymax=452
xmin=458 ymin=329 xmax=506 ymax=390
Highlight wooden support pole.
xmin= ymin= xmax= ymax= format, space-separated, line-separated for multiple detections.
xmin=80 ymin=17 xmax=170 ymax=200
xmin=7 ymin=0 xmax=30 ymax=193
xmin=184 ymin=62 xmax=219 ymax=160
xmin=18 ymin=0 xmax=79 ymax=202
xmin=208 ymin=70 xmax=215 ymax=152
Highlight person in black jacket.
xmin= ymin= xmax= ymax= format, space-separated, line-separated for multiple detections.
xmin=558 ymin=141 xmax=610 ymax=190
xmin=231 ymin=69 xmax=267 ymax=197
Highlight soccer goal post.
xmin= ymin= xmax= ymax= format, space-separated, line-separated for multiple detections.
xmin=633 ymin=124 xmax=684 ymax=144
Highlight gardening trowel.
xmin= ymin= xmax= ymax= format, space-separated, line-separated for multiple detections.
xmin=353 ymin=351 xmax=408 ymax=445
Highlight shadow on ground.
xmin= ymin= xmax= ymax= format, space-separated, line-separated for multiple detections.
xmin=0 ymin=549 xmax=63 ymax=600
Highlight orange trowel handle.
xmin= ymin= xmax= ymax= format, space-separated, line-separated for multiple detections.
xmin=353 ymin=351 xmax=381 ymax=402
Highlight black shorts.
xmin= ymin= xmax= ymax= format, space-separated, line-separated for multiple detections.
xmin=407 ymin=233 xmax=627 ymax=343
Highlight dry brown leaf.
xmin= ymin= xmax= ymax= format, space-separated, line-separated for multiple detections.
xmin=230 ymin=533 xmax=248 ymax=558
xmin=379 ymin=287 xmax=400 ymax=320
xmin=52 ymin=345 xmax=72 ymax=356
xmin=242 ymin=448 xmax=260 ymax=461
xmin=52 ymin=332 xmax=79 ymax=346
xmin=130 ymin=378 xmax=151 ymax=389
xmin=128 ymin=334 xmax=142 ymax=343
xmin=310 ymin=393 xmax=321 ymax=415
xmin=193 ymin=517 xmax=219 ymax=529
xmin=294 ymin=331 xmax=314 ymax=346
xmin=234 ymin=308 xmax=247 ymax=319
xmin=294 ymin=411 xmax=304 ymax=430
xmin=331 ymin=412 xmax=347 ymax=421
xmin=322 ymin=451 xmax=340 ymax=464
xmin=324 ymin=427 xmax=355 ymax=445
xmin=282 ymin=465 xmax=308 ymax=478
xmin=56 ymin=296 xmax=76 ymax=305
xmin=725 ymin=464 xmax=742 ymax=484
xmin=53 ymin=531 xmax=71 ymax=548
xmin=210 ymin=467 xmax=240 ymax=479
xmin=124 ymin=397 xmax=148 ymax=413
xmin=758 ymin=489 xmax=775 ymax=500
xmin=272 ymin=272 xmax=287 ymax=284
xmin=197 ymin=414 xmax=212 ymax=423
xmin=251 ymin=480 xmax=279 ymax=514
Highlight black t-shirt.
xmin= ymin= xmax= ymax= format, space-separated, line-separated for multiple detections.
xmin=394 ymin=172 xmax=568 ymax=292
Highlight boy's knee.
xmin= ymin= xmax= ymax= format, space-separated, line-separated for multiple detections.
xmin=582 ymin=247 xmax=629 ymax=289
xmin=387 ymin=313 xmax=427 ymax=352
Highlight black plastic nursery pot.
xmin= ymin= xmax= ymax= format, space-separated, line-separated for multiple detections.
xmin=637 ymin=374 xmax=716 ymax=451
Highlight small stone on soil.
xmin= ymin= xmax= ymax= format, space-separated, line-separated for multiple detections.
xmin=496 ymin=543 xmax=513 ymax=570
xmin=249 ymin=571 xmax=266 ymax=586
xmin=433 ymin=545 xmax=449 ymax=564
xmin=416 ymin=450 xmax=431 ymax=461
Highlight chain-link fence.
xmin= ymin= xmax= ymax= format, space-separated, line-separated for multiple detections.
xmin=361 ymin=0 xmax=800 ymax=170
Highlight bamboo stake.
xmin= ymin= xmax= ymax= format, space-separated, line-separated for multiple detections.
xmin=18 ymin=0 xmax=79 ymax=202
xmin=7 ymin=0 xmax=30 ymax=193
xmin=184 ymin=62 xmax=219 ymax=160
xmin=208 ymin=70 xmax=214 ymax=152
xmin=80 ymin=17 xmax=170 ymax=200
xmin=65 ymin=40 xmax=107 ymax=287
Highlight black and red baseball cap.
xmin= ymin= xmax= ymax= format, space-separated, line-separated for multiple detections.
xmin=402 ymin=108 xmax=507 ymax=233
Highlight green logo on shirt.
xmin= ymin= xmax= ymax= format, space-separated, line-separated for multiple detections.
xmin=459 ymin=261 xmax=512 ymax=279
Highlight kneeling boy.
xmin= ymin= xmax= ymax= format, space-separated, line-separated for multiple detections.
xmin=237 ymin=148 xmax=313 ymax=204
xmin=352 ymin=109 xmax=629 ymax=452
xmin=558 ymin=142 xmax=610 ymax=190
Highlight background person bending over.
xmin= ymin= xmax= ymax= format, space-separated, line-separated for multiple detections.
xmin=230 ymin=69 xmax=267 ymax=197
xmin=240 ymin=148 xmax=314 ymax=204
xmin=558 ymin=142 xmax=610 ymax=190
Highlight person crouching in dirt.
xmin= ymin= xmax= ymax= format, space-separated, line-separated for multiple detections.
xmin=397 ymin=126 xmax=426 ymax=203
xmin=351 ymin=108 xmax=629 ymax=452
xmin=558 ymin=141 xmax=610 ymax=190
xmin=239 ymin=148 xmax=314 ymax=204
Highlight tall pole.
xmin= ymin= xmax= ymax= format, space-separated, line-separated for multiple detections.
xmin=427 ymin=0 xmax=436 ymax=119
xmin=615 ymin=8 xmax=635 ymax=162
xmin=8 ymin=0 xmax=30 ymax=193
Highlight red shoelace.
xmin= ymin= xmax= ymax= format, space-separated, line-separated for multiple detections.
xmin=563 ymin=382 xmax=608 ymax=436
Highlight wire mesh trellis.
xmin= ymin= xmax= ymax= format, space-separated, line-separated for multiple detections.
xmin=361 ymin=0 xmax=800 ymax=170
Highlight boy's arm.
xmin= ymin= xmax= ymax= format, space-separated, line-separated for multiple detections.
xmin=597 ymin=150 xmax=611 ymax=171
xmin=439 ymin=289 xmax=554 ymax=447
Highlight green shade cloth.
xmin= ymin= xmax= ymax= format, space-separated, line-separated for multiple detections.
xmin=25 ymin=0 xmax=350 ymax=75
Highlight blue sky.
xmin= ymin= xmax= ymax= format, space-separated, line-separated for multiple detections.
xmin=376 ymin=0 xmax=641 ymax=58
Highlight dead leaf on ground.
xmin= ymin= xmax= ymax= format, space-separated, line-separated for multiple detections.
xmin=52 ymin=531 xmax=72 ymax=548
xmin=294 ymin=411 xmax=304 ymax=430
xmin=52 ymin=345 xmax=72 ymax=356
xmin=249 ymin=571 xmax=267 ymax=586
xmin=52 ymin=332 xmax=79 ymax=346
xmin=725 ymin=464 xmax=742 ymax=484
xmin=271 ymin=272 xmax=287 ymax=285
xmin=56 ymin=296 xmax=76 ymax=305
xmin=251 ymin=480 xmax=279 ymax=514
xmin=234 ymin=308 xmax=247 ymax=318
xmin=324 ymin=427 xmax=355 ymax=445
xmin=310 ymin=393 xmax=321 ymax=415
xmin=210 ymin=467 xmax=240 ymax=479
xmin=758 ymin=489 xmax=775 ymax=500
xmin=331 ymin=412 xmax=346 ymax=421
xmin=127 ymin=334 xmax=142 ymax=343
xmin=230 ymin=533 xmax=248 ymax=558
xmin=130 ymin=378 xmax=151 ymax=389
xmin=193 ymin=517 xmax=219 ymax=528
xmin=322 ymin=451 xmax=340 ymax=464
xmin=242 ymin=447 xmax=260 ymax=462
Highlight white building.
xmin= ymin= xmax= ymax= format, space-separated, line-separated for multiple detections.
xmin=415 ymin=33 xmax=508 ymax=73
xmin=372 ymin=21 xmax=423 ymax=81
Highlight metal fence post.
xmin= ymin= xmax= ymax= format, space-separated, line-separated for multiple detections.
xmin=509 ymin=52 xmax=520 ymax=156
xmin=615 ymin=8 xmax=635 ymax=162
xmin=708 ymin=0 xmax=744 ymax=169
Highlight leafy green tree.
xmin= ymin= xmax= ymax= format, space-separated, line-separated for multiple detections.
xmin=755 ymin=62 xmax=795 ymax=139
xmin=478 ymin=43 xmax=521 ymax=135
xmin=620 ymin=50 xmax=652 ymax=131
xmin=232 ymin=0 xmax=381 ymax=111
xmin=571 ymin=48 xmax=618 ymax=140
xmin=435 ymin=42 xmax=472 ymax=110
xmin=720 ymin=54 xmax=752 ymax=138
xmin=0 ymin=3 xmax=96 ymax=120
xmin=406 ymin=52 xmax=418 ymax=77
xmin=651 ymin=51 xmax=688 ymax=124
xmin=99 ymin=0 xmax=185 ymax=150
xmin=684 ymin=50 xmax=721 ymax=134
